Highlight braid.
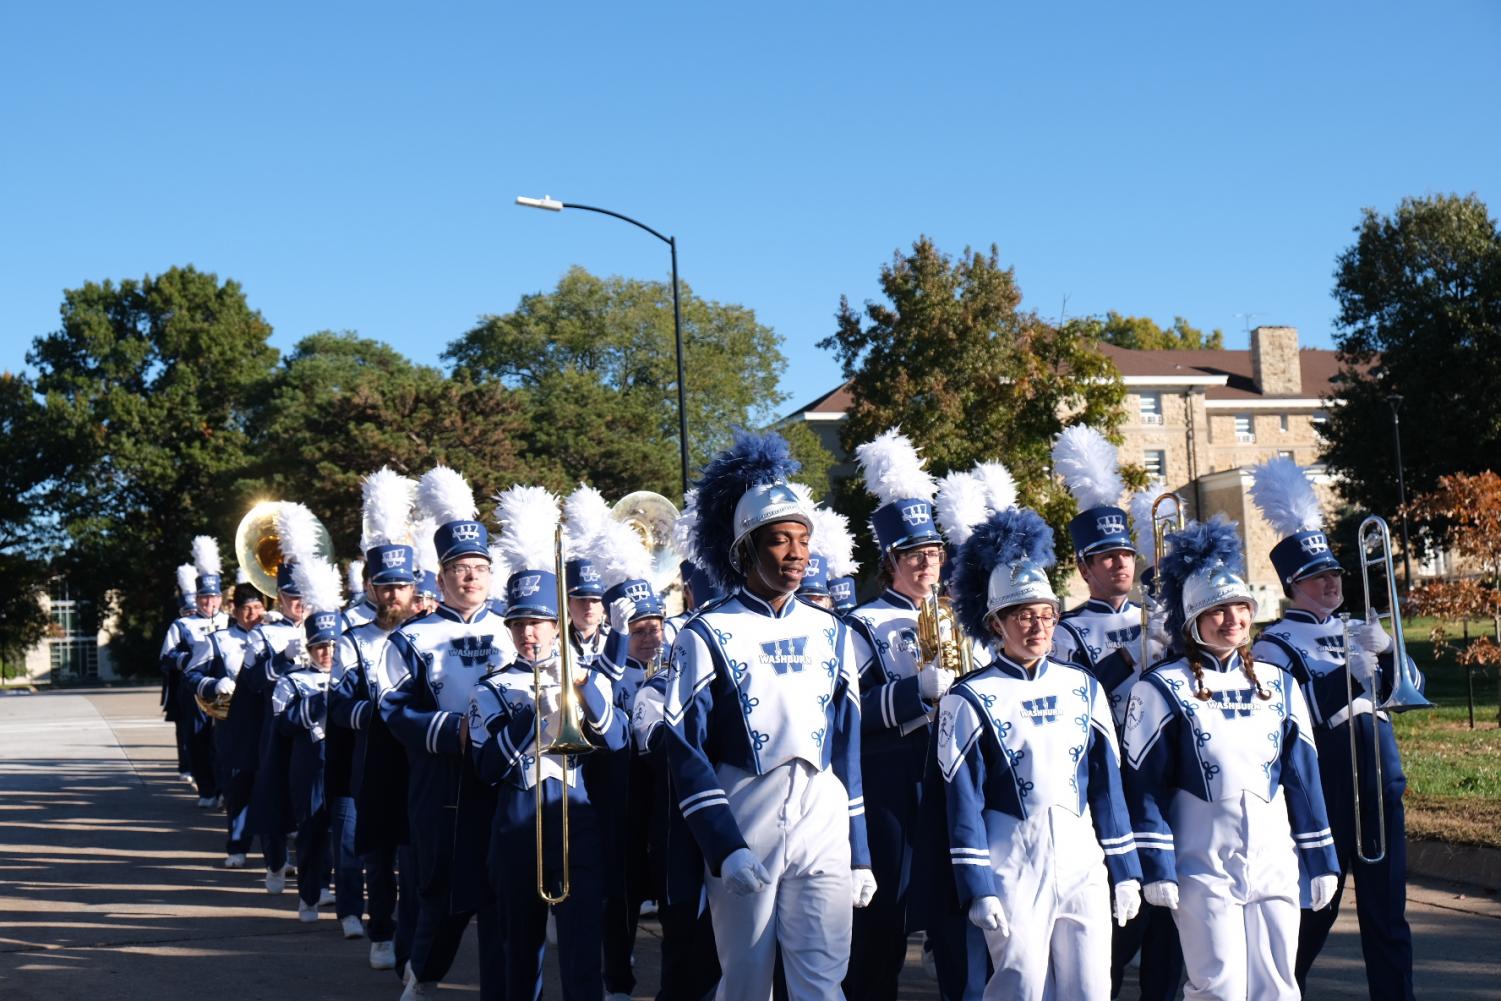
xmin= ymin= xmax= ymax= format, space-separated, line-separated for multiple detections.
xmin=1240 ymin=643 xmax=1272 ymax=700
xmin=1184 ymin=642 xmax=1212 ymax=700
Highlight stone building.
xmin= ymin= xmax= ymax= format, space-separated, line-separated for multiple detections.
xmin=785 ymin=326 xmax=1364 ymax=616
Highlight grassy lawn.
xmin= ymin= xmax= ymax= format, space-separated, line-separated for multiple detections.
xmin=1387 ymin=618 xmax=1501 ymax=848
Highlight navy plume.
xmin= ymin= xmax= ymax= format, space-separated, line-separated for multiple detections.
xmin=1159 ymin=515 xmax=1246 ymax=637
xmin=692 ymin=429 xmax=801 ymax=591
xmin=951 ymin=507 xmax=1055 ymax=642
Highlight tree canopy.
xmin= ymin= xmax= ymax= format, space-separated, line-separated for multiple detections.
xmin=1097 ymin=311 xmax=1224 ymax=350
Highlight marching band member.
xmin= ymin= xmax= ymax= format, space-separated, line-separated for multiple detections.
xmin=1122 ymin=515 xmax=1339 ymax=1001
xmin=183 ymin=573 xmax=266 ymax=868
xmin=1249 ymin=457 xmax=1420 ymax=1001
xmin=159 ymin=538 xmax=228 ymax=806
xmin=937 ymin=504 xmax=1142 ymax=1001
xmin=844 ymin=429 xmax=949 ymax=1001
xmin=272 ymin=557 xmax=344 ymax=923
xmin=468 ymin=485 xmax=625 ymax=1001
xmin=330 ymin=467 xmax=422 ymax=969
xmin=1048 ymin=426 xmax=1183 ymax=1001
xmin=562 ymin=485 xmax=615 ymax=668
xmin=794 ymin=488 xmax=858 ymax=616
xmin=664 ymin=429 xmax=872 ymax=1001
xmin=828 ymin=575 xmax=858 ymax=617
xmin=345 ymin=559 xmax=374 ymax=628
xmin=379 ymin=467 xmax=508 ymax=1001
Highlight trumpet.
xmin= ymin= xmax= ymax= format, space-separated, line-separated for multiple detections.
xmin=1139 ymin=492 xmax=1185 ymax=671
xmin=917 ymin=584 xmax=973 ymax=678
xmin=535 ymin=521 xmax=595 ymax=905
xmin=1340 ymin=514 xmax=1432 ymax=864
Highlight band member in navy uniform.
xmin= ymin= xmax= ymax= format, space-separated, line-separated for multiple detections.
xmin=183 ymin=575 xmax=265 ymax=867
xmin=940 ymin=505 xmax=1143 ymax=1000
xmin=470 ymin=484 xmax=625 ymax=1001
xmin=1123 ymin=514 xmax=1340 ymax=1001
xmin=665 ymin=430 xmax=873 ymax=1001
xmin=1249 ymin=457 xmax=1421 ymax=1001
xmin=331 ymin=466 xmax=422 ymax=969
xmin=379 ymin=467 xmax=508 ymax=1001
xmin=1047 ymin=426 xmax=1183 ymax=1001
xmin=160 ymin=538 xmax=228 ymax=806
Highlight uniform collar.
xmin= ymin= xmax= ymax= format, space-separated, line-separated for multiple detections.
xmin=436 ymin=602 xmax=493 ymax=625
xmin=1196 ymin=648 xmax=1244 ymax=674
xmin=992 ymin=651 xmax=1049 ymax=681
xmin=1284 ymin=607 xmax=1332 ymax=625
xmin=737 ymin=587 xmax=797 ymax=619
xmin=880 ymin=588 xmax=919 ymax=612
xmin=1080 ymin=596 xmax=1132 ymax=615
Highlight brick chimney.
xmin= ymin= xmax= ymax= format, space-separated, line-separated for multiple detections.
xmin=1250 ymin=326 xmax=1301 ymax=395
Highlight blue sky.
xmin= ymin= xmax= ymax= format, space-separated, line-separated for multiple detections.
xmin=2 ymin=1 xmax=1497 ymax=415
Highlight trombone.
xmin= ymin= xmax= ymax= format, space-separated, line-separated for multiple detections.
xmin=1139 ymin=492 xmax=1185 ymax=671
xmin=535 ymin=521 xmax=596 ymax=905
xmin=1339 ymin=514 xmax=1433 ymax=864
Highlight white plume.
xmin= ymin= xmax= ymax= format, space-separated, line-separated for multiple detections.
xmin=972 ymin=461 xmax=1018 ymax=514
xmin=235 ymin=567 xmax=250 ymax=584
xmin=176 ymin=563 xmax=197 ymax=601
xmin=936 ymin=470 xmax=988 ymax=549
xmin=1052 ymin=424 xmax=1124 ymax=510
xmin=411 ymin=517 xmax=439 ymax=575
xmin=417 ymin=465 xmax=477 ymax=525
xmin=361 ymin=466 xmax=417 ymax=551
xmin=672 ymin=489 xmax=702 ymax=568
xmin=275 ymin=502 xmax=323 ymax=566
xmin=346 ymin=560 xmax=365 ymax=595
xmin=855 ymin=428 xmax=935 ymax=505
xmin=562 ymin=485 xmax=612 ymax=557
xmin=488 ymin=545 xmax=513 ymax=600
xmin=494 ymin=485 xmax=560 ymax=573
xmin=810 ymin=505 xmax=859 ymax=579
xmin=594 ymin=518 xmax=653 ymax=589
xmin=191 ymin=535 xmax=222 ymax=575
xmin=292 ymin=557 xmax=343 ymax=615
xmin=1130 ymin=483 xmax=1166 ymax=566
xmin=1249 ymin=457 xmax=1325 ymax=535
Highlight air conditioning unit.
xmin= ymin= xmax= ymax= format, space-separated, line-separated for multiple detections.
xmin=1236 ymin=431 xmax=1256 ymax=444
xmin=1141 ymin=413 xmax=1163 ymax=426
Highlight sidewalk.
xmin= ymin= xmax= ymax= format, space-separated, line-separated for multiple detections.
xmin=1 ymin=687 xmax=1498 ymax=999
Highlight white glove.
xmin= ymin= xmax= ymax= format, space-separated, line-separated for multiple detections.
xmin=608 ymin=597 xmax=636 ymax=635
xmin=1113 ymin=879 xmax=1142 ymax=927
xmin=1143 ymin=880 xmax=1179 ymax=910
xmin=1310 ymin=873 xmax=1338 ymax=911
xmin=919 ymin=666 xmax=956 ymax=702
xmin=851 ymin=869 xmax=878 ymax=908
xmin=1147 ymin=613 xmax=1172 ymax=664
xmin=1352 ymin=617 xmax=1392 ymax=655
xmin=537 ymin=684 xmax=563 ymax=729
xmin=214 ymin=677 xmax=236 ymax=699
xmin=283 ymin=636 xmax=306 ymax=663
xmin=1347 ymin=646 xmax=1380 ymax=686
xmin=631 ymin=690 xmax=666 ymax=751
xmin=310 ymin=725 xmax=326 ymax=743
xmin=967 ymin=895 xmax=1008 ymax=934
xmin=720 ymin=848 xmax=772 ymax=896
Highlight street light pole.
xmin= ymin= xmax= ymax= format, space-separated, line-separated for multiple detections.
xmin=516 ymin=195 xmax=691 ymax=499
xmin=1386 ymin=394 xmax=1413 ymax=595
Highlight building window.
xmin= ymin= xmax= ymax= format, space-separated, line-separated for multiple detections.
xmin=1235 ymin=414 xmax=1255 ymax=443
xmin=1279 ymin=414 xmax=1290 ymax=432
xmin=48 ymin=578 xmax=98 ymax=683
xmin=1311 ymin=412 xmax=1328 ymax=438
xmin=1139 ymin=392 xmax=1163 ymax=425
xmin=1143 ymin=450 xmax=1167 ymax=479
xmin=1278 ymin=450 xmax=1294 ymax=460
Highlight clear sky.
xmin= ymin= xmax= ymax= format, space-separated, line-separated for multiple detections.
xmin=2 ymin=1 xmax=1497 ymax=415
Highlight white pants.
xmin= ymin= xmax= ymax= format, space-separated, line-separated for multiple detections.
xmin=706 ymin=760 xmax=852 ymax=1001
xmin=981 ymin=856 xmax=1110 ymax=1001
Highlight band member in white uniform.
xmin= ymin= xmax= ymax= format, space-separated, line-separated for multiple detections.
xmin=664 ymin=430 xmax=873 ymax=1001
xmin=160 ymin=538 xmax=228 ymax=806
xmin=1248 ymin=457 xmax=1421 ymax=1001
xmin=1122 ymin=515 xmax=1340 ymax=1001
xmin=939 ymin=505 xmax=1142 ymax=1001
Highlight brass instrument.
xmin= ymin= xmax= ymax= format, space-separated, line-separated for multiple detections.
xmin=234 ymin=500 xmax=335 ymax=599
xmin=917 ymin=584 xmax=973 ymax=678
xmin=536 ymin=521 xmax=596 ymax=905
xmin=1139 ymin=492 xmax=1185 ymax=671
xmin=195 ymin=687 xmax=232 ymax=721
xmin=1340 ymin=514 xmax=1432 ymax=864
xmin=611 ymin=491 xmax=682 ymax=594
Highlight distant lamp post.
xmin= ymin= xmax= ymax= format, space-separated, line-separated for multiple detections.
xmin=1386 ymin=393 xmax=1413 ymax=595
xmin=516 ymin=195 xmax=689 ymax=498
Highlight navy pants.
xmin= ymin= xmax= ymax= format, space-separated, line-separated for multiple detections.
xmin=658 ymin=894 xmax=720 ymax=1001
xmin=845 ymin=733 xmax=926 ymax=1001
xmin=295 ymin=807 xmax=330 ymax=907
xmin=366 ymin=843 xmax=418 ymax=960
xmin=1296 ymin=717 xmax=1415 ymax=1001
xmin=1109 ymin=902 xmax=1183 ymax=1001
xmin=220 ymin=769 xmax=256 ymax=856
xmin=329 ymin=795 xmax=363 ymax=920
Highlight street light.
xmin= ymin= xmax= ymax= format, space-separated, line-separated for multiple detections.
xmin=1386 ymin=393 xmax=1413 ymax=595
xmin=516 ymin=195 xmax=690 ymax=499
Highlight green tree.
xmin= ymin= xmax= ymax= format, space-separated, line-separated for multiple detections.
xmin=27 ymin=266 xmax=279 ymax=676
xmin=820 ymin=237 xmax=1127 ymax=580
xmin=445 ymin=267 xmax=827 ymax=503
xmin=0 ymin=373 xmax=52 ymax=674
xmin=1320 ymin=194 xmax=1501 ymax=540
xmin=1098 ymin=312 xmax=1224 ymax=350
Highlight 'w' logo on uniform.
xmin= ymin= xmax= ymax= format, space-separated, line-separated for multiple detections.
xmin=449 ymin=636 xmax=493 ymax=668
xmin=759 ymin=637 xmax=808 ymax=675
xmin=1216 ymin=688 xmax=1256 ymax=719
xmin=1021 ymin=696 xmax=1058 ymax=725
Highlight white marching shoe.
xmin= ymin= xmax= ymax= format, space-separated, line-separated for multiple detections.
xmin=196 ymin=796 xmax=218 ymax=809
xmin=223 ymin=853 xmax=247 ymax=869
xmin=605 ymin=994 xmax=632 ymax=1001
xmin=368 ymin=939 xmax=396 ymax=970
xmin=341 ymin=914 xmax=365 ymax=939
xmin=298 ymin=901 xmax=319 ymax=922
xmin=399 ymin=980 xmax=436 ymax=999
xmin=265 ymin=866 xmax=288 ymax=894
xmin=317 ymin=886 xmax=336 ymax=907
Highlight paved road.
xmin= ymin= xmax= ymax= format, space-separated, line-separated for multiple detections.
xmin=2 ymin=688 xmax=1498 ymax=1000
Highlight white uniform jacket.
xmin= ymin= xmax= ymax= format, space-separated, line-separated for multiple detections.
xmin=1052 ymin=598 xmax=1144 ymax=727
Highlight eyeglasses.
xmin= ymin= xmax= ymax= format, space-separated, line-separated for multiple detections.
xmin=1008 ymin=611 xmax=1058 ymax=628
xmin=896 ymin=548 xmax=945 ymax=567
xmin=443 ymin=563 xmax=492 ymax=580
